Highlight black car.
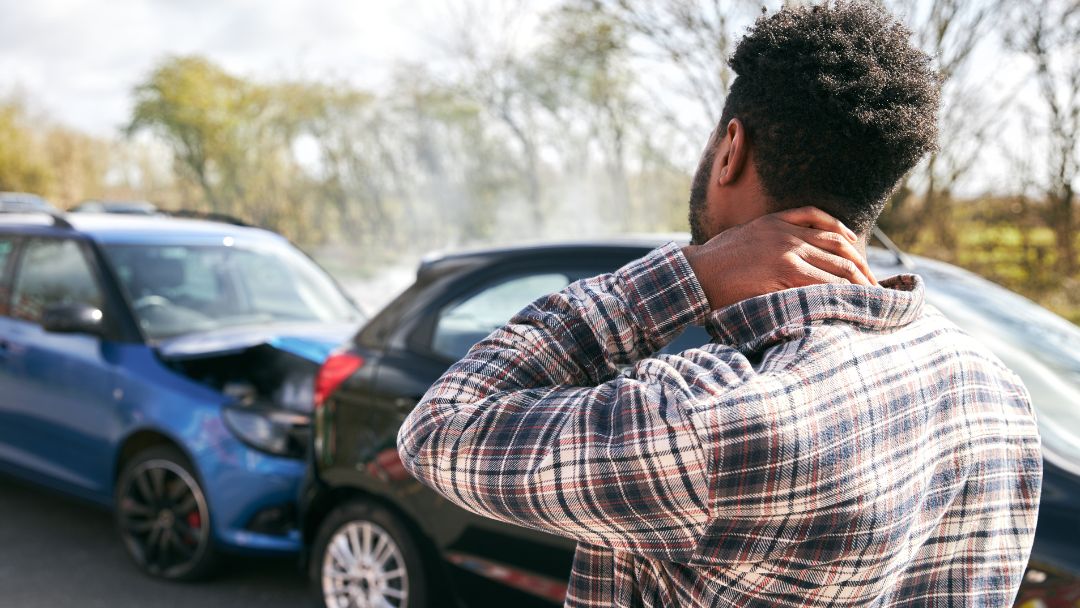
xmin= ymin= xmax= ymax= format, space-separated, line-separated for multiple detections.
xmin=302 ymin=236 xmax=1080 ymax=608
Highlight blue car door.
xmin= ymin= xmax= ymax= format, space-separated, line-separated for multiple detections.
xmin=0 ymin=236 xmax=119 ymax=500
xmin=0 ymin=234 xmax=25 ymax=474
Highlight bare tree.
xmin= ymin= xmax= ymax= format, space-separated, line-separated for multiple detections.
xmin=433 ymin=0 xmax=549 ymax=229
xmin=882 ymin=0 xmax=1006 ymax=255
xmin=532 ymin=5 xmax=640 ymax=229
xmin=576 ymin=0 xmax=759 ymax=143
xmin=1008 ymin=0 xmax=1080 ymax=275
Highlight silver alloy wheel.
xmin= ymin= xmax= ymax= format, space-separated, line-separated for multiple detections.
xmin=322 ymin=520 xmax=409 ymax=608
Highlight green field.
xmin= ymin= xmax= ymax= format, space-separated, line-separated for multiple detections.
xmin=896 ymin=205 xmax=1080 ymax=325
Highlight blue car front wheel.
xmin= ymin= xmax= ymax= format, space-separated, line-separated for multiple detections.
xmin=115 ymin=445 xmax=217 ymax=580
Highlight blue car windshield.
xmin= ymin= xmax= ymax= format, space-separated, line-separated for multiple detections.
xmin=103 ymin=242 xmax=361 ymax=340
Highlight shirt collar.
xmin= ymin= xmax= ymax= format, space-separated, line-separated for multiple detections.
xmin=704 ymin=274 xmax=925 ymax=354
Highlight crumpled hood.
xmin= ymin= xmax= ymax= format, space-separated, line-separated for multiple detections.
xmin=155 ymin=322 xmax=359 ymax=362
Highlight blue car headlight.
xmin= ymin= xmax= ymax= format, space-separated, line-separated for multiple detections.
xmin=222 ymin=405 xmax=310 ymax=459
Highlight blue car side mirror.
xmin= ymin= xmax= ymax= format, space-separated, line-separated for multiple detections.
xmin=41 ymin=303 xmax=106 ymax=337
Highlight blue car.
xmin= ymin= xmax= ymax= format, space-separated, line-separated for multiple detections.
xmin=0 ymin=210 xmax=364 ymax=580
xmin=0 ymin=192 xmax=57 ymax=213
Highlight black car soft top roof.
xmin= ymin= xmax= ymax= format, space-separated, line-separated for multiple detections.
xmin=416 ymin=234 xmax=689 ymax=282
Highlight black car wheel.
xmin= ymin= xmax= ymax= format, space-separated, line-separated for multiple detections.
xmin=114 ymin=445 xmax=216 ymax=580
xmin=311 ymin=500 xmax=428 ymax=608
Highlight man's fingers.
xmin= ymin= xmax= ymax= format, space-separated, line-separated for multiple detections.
xmin=794 ymin=227 xmax=878 ymax=285
xmin=689 ymin=207 xmax=878 ymax=310
xmin=794 ymin=246 xmax=874 ymax=286
xmin=774 ymin=207 xmax=858 ymax=242
xmin=785 ymin=263 xmax=849 ymax=289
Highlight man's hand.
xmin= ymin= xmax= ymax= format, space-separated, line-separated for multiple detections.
xmin=683 ymin=207 xmax=877 ymax=310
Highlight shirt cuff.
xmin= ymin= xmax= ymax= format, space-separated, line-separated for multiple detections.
xmin=618 ymin=242 xmax=711 ymax=348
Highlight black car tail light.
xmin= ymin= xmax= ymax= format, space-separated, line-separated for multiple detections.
xmin=314 ymin=351 xmax=364 ymax=408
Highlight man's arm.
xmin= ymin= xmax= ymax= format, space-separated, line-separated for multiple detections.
xmin=397 ymin=208 xmax=870 ymax=561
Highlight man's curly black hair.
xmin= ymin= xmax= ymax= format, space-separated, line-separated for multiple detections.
xmin=717 ymin=1 xmax=940 ymax=234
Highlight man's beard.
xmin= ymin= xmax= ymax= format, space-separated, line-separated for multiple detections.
xmin=687 ymin=147 xmax=716 ymax=246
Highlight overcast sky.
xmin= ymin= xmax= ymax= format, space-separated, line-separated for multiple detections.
xmin=0 ymin=0 xmax=439 ymax=135
xmin=0 ymin=0 xmax=1046 ymax=195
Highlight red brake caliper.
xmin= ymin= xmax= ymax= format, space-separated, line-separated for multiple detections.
xmin=186 ymin=511 xmax=202 ymax=543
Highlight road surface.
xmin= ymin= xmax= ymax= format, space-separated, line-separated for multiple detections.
xmin=0 ymin=473 xmax=547 ymax=607
xmin=0 ymin=474 xmax=308 ymax=608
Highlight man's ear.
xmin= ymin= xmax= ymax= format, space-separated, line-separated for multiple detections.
xmin=717 ymin=118 xmax=748 ymax=186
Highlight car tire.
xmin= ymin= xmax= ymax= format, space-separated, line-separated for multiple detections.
xmin=311 ymin=500 xmax=428 ymax=608
xmin=114 ymin=445 xmax=217 ymax=581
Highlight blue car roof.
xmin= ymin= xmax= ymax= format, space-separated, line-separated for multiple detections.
xmin=0 ymin=213 xmax=286 ymax=246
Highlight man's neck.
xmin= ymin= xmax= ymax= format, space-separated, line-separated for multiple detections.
xmin=854 ymin=234 xmax=868 ymax=257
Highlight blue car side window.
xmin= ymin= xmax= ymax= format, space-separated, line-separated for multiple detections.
xmin=0 ymin=237 xmax=15 ymax=316
xmin=11 ymin=239 xmax=103 ymax=324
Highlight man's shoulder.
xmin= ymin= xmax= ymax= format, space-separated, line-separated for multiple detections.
xmin=765 ymin=301 xmax=1030 ymax=400
xmin=913 ymin=303 xmax=1026 ymax=383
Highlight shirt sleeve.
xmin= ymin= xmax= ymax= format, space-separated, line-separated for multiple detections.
xmin=396 ymin=243 xmax=727 ymax=561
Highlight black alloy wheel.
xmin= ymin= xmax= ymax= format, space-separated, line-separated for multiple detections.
xmin=311 ymin=500 xmax=429 ymax=608
xmin=115 ymin=445 xmax=216 ymax=580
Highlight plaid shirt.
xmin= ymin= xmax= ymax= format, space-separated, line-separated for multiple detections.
xmin=398 ymin=243 xmax=1042 ymax=607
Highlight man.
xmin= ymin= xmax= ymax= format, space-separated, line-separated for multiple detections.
xmin=398 ymin=2 xmax=1042 ymax=606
